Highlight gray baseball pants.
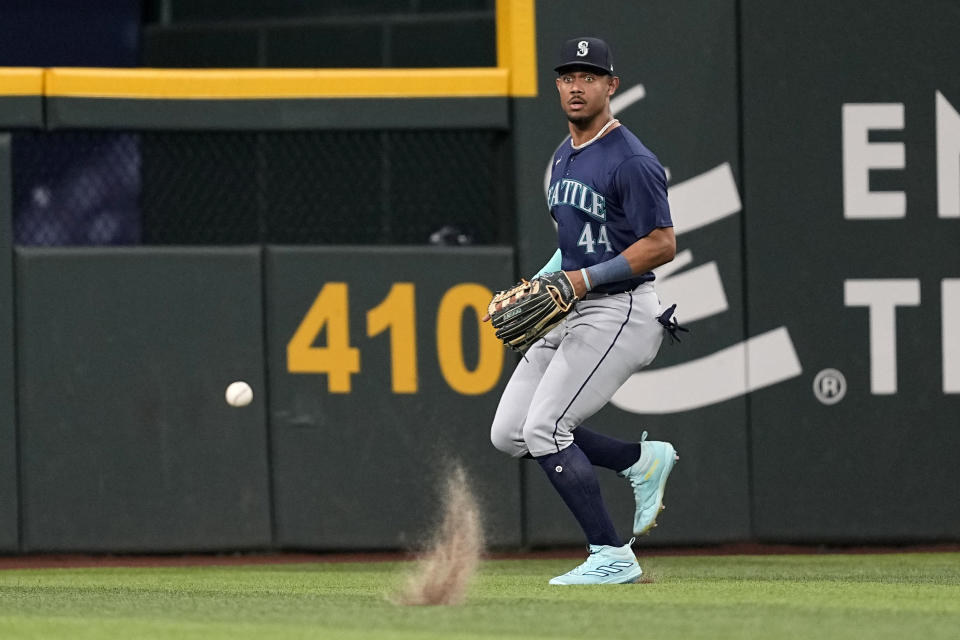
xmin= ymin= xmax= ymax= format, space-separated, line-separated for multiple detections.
xmin=490 ymin=283 xmax=663 ymax=458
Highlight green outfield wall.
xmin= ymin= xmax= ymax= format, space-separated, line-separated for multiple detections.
xmin=265 ymin=246 xmax=520 ymax=549
xmin=0 ymin=135 xmax=17 ymax=552
xmin=740 ymin=0 xmax=960 ymax=542
xmin=15 ymin=248 xmax=272 ymax=552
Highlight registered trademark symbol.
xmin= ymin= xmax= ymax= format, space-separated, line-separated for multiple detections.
xmin=813 ymin=368 xmax=847 ymax=405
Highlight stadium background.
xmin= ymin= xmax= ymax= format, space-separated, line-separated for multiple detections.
xmin=0 ymin=0 xmax=957 ymax=554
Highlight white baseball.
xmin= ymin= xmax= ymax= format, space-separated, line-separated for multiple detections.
xmin=225 ymin=381 xmax=253 ymax=407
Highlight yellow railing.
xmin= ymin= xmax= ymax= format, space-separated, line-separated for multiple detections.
xmin=0 ymin=0 xmax=536 ymax=100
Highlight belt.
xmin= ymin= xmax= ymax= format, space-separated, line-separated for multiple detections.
xmin=582 ymin=282 xmax=653 ymax=300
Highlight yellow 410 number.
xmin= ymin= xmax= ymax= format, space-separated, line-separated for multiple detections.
xmin=287 ymin=282 xmax=503 ymax=395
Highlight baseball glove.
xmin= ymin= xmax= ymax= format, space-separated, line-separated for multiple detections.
xmin=488 ymin=271 xmax=578 ymax=352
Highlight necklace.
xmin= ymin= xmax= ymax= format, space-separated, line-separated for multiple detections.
xmin=571 ymin=118 xmax=619 ymax=150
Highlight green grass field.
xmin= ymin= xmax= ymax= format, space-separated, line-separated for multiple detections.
xmin=1 ymin=552 xmax=958 ymax=639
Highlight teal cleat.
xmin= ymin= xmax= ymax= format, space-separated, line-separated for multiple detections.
xmin=620 ymin=431 xmax=678 ymax=536
xmin=548 ymin=539 xmax=642 ymax=585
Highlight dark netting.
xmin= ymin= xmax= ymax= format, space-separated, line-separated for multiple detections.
xmin=262 ymin=130 xmax=508 ymax=245
xmin=259 ymin=131 xmax=389 ymax=244
xmin=141 ymin=132 xmax=261 ymax=244
xmin=11 ymin=129 xmax=512 ymax=246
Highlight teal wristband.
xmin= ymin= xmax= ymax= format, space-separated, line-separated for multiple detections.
xmin=585 ymin=254 xmax=633 ymax=288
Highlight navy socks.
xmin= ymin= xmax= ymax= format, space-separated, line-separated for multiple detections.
xmin=535 ymin=444 xmax=622 ymax=547
xmin=573 ymin=425 xmax=642 ymax=472
xmin=528 ymin=427 xmax=641 ymax=546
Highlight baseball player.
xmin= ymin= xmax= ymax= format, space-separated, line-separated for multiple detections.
xmin=489 ymin=37 xmax=680 ymax=585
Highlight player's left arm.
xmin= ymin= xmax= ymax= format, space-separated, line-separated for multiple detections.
xmin=564 ymin=227 xmax=674 ymax=298
xmin=621 ymin=226 xmax=676 ymax=273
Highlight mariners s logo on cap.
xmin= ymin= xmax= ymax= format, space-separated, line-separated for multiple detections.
xmin=555 ymin=37 xmax=614 ymax=75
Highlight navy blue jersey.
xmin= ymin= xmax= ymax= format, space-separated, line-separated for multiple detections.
xmin=547 ymin=125 xmax=672 ymax=293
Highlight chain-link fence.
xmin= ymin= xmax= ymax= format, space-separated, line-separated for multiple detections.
xmin=12 ymin=132 xmax=141 ymax=245
xmin=12 ymin=129 xmax=512 ymax=246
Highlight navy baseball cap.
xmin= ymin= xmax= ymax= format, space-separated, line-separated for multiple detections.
xmin=554 ymin=37 xmax=614 ymax=75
